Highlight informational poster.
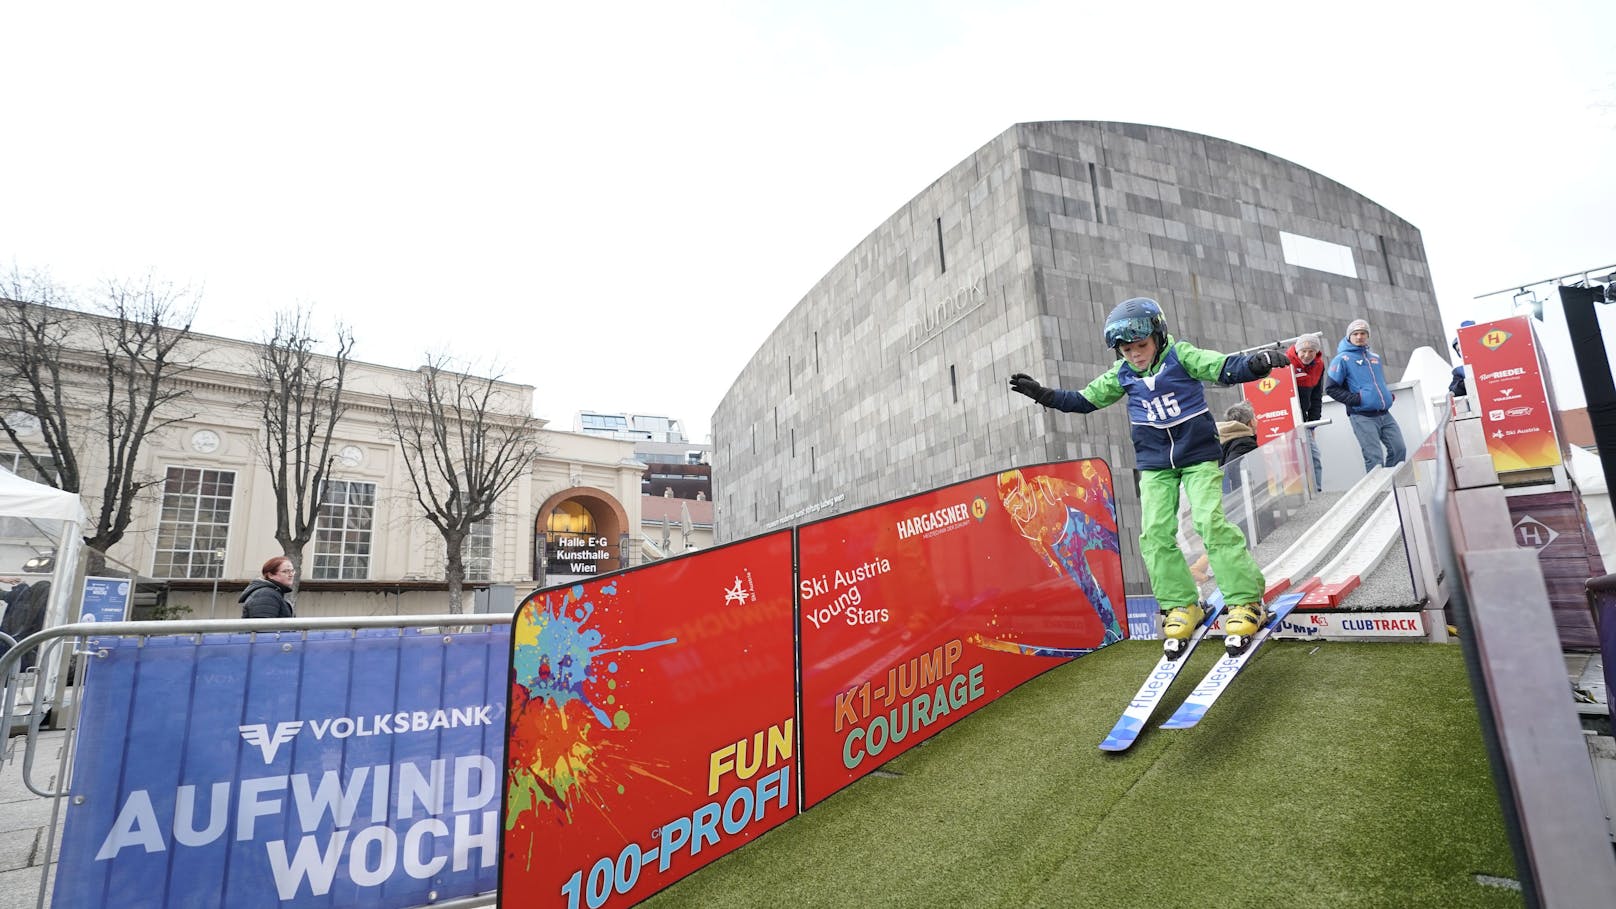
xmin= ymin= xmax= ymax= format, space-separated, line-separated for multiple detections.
xmin=796 ymin=460 xmax=1124 ymax=808
xmin=1243 ymin=362 xmax=1300 ymax=444
xmin=1459 ymin=316 xmax=1562 ymax=471
xmin=502 ymin=531 xmax=797 ymax=908
xmin=78 ymin=576 xmax=131 ymax=623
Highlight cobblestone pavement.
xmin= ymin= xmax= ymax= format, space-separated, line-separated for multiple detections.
xmin=0 ymin=729 xmax=64 ymax=909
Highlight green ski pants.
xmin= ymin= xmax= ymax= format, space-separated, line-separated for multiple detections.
xmin=1138 ymin=460 xmax=1265 ymax=609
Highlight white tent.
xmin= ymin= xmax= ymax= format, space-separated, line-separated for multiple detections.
xmin=1568 ymin=446 xmax=1616 ymax=572
xmin=1 ymin=466 xmax=86 ymax=730
xmin=1 ymin=464 xmax=86 ymax=645
xmin=0 ymin=464 xmax=87 ymax=525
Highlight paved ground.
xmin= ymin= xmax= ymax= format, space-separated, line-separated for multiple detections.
xmin=0 ymin=728 xmax=64 ymax=909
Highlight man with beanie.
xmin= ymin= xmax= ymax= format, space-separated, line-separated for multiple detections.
xmin=1287 ymin=332 xmax=1326 ymax=488
xmin=1324 ymin=318 xmax=1406 ymax=472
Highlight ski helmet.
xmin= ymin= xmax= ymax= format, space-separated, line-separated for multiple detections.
xmin=1103 ymin=297 xmax=1167 ymax=350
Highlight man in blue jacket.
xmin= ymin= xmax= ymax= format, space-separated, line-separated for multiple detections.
xmin=1324 ymin=318 xmax=1406 ymax=472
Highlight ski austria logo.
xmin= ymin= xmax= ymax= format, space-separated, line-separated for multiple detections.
xmin=1480 ymin=329 xmax=1511 ymax=351
xmin=238 ymin=705 xmax=496 ymax=765
xmin=971 ymin=496 xmax=988 ymax=522
xmin=1256 ymin=376 xmax=1279 ymax=396
xmin=723 ymin=569 xmax=758 ymax=606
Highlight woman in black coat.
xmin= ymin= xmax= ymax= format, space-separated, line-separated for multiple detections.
xmin=239 ymin=556 xmax=296 ymax=619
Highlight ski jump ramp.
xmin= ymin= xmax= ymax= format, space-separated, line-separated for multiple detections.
xmin=1218 ymin=461 xmax=1434 ymax=640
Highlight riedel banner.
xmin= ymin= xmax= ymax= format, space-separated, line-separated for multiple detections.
xmin=797 ymin=460 xmax=1124 ymax=807
xmin=56 ymin=628 xmax=508 ymax=908
xmin=502 ymin=531 xmax=797 ymax=908
xmin=1459 ymin=316 xmax=1562 ymax=471
xmin=1243 ymin=364 xmax=1299 ymax=444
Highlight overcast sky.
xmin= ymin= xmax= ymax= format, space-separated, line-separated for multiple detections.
xmin=3 ymin=2 xmax=1613 ymax=441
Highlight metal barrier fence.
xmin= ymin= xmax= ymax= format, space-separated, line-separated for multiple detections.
xmin=0 ymin=615 xmax=509 ymax=909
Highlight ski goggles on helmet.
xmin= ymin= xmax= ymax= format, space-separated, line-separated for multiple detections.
xmin=1104 ymin=315 xmax=1158 ymax=348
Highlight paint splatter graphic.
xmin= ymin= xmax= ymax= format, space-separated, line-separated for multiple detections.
xmin=505 ymin=582 xmax=678 ymax=843
xmin=995 ymin=465 xmax=1124 ymax=646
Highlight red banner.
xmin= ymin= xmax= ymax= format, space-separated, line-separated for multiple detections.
xmin=502 ymin=532 xmax=798 ymax=908
xmin=1243 ymin=364 xmax=1299 ymax=445
xmin=1459 ymin=316 xmax=1562 ymax=471
xmin=796 ymin=460 xmax=1124 ymax=807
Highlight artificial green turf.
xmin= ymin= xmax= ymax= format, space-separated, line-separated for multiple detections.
xmin=643 ymin=642 xmax=1522 ymax=909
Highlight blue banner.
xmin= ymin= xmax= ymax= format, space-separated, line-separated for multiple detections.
xmin=55 ymin=626 xmax=508 ymax=908
xmin=1125 ymin=595 xmax=1159 ymax=640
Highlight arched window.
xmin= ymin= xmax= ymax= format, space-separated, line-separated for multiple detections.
xmin=546 ymin=501 xmax=596 ymax=535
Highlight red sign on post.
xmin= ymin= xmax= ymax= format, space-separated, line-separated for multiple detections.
xmin=1243 ymin=364 xmax=1300 ymax=445
xmin=1458 ymin=316 xmax=1562 ymax=472
xmin=502 ymin=532 xmax=798 ymax=908
xmin=796 ymin=460 xmax=1124 ymax=808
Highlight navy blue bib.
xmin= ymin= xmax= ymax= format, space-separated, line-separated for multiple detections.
xmin=1118 ymin=347 xmax=1210 ymax=428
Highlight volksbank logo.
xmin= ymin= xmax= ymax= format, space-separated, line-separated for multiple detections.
xmin=238 ymin=705 xmax=496 ymax=764
xmin=239 ymin=722 xmax=302 ymax=762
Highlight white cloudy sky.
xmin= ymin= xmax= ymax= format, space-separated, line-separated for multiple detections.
xmin=3 ymin=2 xmax=1614 ymax=440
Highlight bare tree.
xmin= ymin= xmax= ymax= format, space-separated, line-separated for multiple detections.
xmin=0 ymin=270 xmax=78 ymax=486
xmin=0 ymin=270 xmax=199 ymax=556
xmin=386 ymin=355 xmax=541 ymax=613
xmin=249 ymin=308 xmax=354 ymax=589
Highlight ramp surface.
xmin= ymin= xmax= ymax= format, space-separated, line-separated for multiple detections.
xmin=646 ymin=642 xmax=1518 ymax=908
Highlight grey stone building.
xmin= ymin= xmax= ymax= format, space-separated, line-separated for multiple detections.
xmin=712 ymin=121 xmax=1443 ymax=591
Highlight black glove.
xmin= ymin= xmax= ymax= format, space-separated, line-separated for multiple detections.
xmin=1249 ymin=348 xmax=1289 ymax=377
xmin=1009 ymin=372 xmax=1056 ymax=406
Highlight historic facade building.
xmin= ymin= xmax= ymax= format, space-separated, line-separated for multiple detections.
xmin=712 ymin=121 xmax=1444 ymax=592
xmin=0 ymin=313 xmax=648 ymax=618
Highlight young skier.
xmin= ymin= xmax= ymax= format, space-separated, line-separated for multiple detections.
xmin=1008 ymin=297 xmax=1290 ymax=655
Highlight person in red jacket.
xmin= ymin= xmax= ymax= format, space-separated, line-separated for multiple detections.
xmin=1287 ymin=332 xmax=1326 ymax=490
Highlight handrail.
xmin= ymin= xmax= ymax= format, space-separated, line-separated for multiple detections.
xmin=0 ymin=613 xmax=513 ymax=683
xmin=0 ymin=614 xmax=519 ymax=789
xmin=1585 ymin=573 xmax=1616 ymax=596
xmin=1426 ymin=410 xmax=1532 ymax=902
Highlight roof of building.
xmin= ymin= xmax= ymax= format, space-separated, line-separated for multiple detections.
xmin=641 ymin=494 xmax=713 ymax=526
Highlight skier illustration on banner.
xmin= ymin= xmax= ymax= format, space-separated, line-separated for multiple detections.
xmin=996 ymin=465 xmax=1124 ymax=645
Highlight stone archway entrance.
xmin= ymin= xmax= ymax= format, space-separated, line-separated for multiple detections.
xmin=533 ymin=487 xmax=630 ymax=585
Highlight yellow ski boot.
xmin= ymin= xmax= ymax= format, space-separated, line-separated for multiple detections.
xmin=1224 ymin=602 xmax=1271 ymax=655
xmin=1161 ymin=602 xmax=1206 ymax=659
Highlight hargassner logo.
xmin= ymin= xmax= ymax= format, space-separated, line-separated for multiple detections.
xmin=238 ymin=705 xmax=496 ymax=764
xmin=239 ymin=722 xmax=303 ymax=763
xmin=895 ymin=502 xmax=972 ymax=540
